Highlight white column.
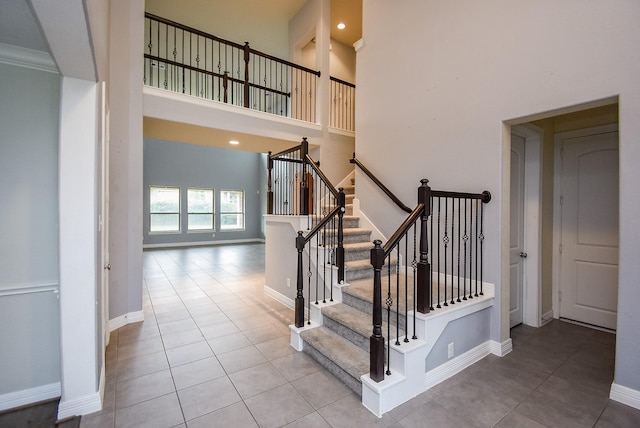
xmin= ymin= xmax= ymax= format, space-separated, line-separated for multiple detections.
xmin=58 ymin=76 xmax=101 ymax=417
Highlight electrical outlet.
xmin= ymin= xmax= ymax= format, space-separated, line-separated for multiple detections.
xmin=448 ymin=342 xmax=454 ymax=359
xmin=287 ymin=278 xmax=291 ymax=288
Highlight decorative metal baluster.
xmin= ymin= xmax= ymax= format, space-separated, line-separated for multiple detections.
xmin=480 ymin=198 xmax=486 ymax=296
xmin=395 ymin=246 xmax=400 ymax=346
xmin=443 ymin=197 xmax=449 ymax=306
xmin=163 ymin=23 xmax=168 ymax=89
xmin=475 ymin=199 xmax=480 ymax=297
xmin=450 ymin=197 xmax=455 ymax=305
xmin=457 ymin=198 xmax=462 ymax=303
xmin=315 ymin=232 xmax=320 ymax=305
xmin=386 ymin=261 xmax=392 ymax=375
xmin=469 ymin=200 xmax=474 ymax=299
xmin=463 ymin=198 xmax=468 ymax=300
xmin=403 ymin=237 xmax=409 ymax=343
xmin=307 ymin=240 xmax=312 ymax=324
xmin=436 ymin=197 xmax=441 ymax=309
xmin=429 ymin=199 xmax=434 ymax=311
xmin=412 ymin=225 xmax=418 ymax=339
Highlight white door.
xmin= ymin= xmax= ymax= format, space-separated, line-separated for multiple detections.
xmin=559 ymin=130 xmax=618 ymax=330
xmin=509 ymin=134 xmax=526 ymax=327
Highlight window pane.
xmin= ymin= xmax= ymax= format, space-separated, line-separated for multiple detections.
xmin=221 ymin=190 xmax=243 ymax=212
xmin=188 ymin=213 xmax=213 ymax=230
xmin=150 ymin=187 xmax=179 ymax=213
xmin=221 ymin=213 xmax=244 ymax=230
xmin=188 ymin=188 xmax=213 ymax=213
xmin=150 ymin=213 xmax=179 ymax=231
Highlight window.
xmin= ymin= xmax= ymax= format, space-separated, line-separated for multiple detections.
xmin=149 ymin=186 xmax=180 ymax=232
xmin=220 ymin=190 xmax=244 ymax=230
xmin=188 ymin=188 xmax=214 ymax=230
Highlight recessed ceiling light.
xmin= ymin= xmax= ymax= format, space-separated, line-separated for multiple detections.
xmin=337 ymin=23 xmax=346 ymax=30
xmin=229 ymin=140 xmax=239 ymax=145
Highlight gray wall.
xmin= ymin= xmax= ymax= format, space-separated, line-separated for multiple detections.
xmin=143 ymin=138 xmax=266 ymax=246
xmin=425 ymin=308 xmax=491 ymax=371
xmin=0 ymin=62 xmax=61 ymax=395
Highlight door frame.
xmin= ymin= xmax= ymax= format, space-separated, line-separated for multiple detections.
xmin=552 ymin=123 xmax=619 ymax=321
xmin=512 ymin=124 xmax=543 ymax=327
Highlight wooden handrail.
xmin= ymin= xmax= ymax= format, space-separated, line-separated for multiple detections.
xmin=145 ymin=13 xmax=320 ymax=77
xmin=330 ymin=75 xmax=355 ymax=88
xmin=350 ymin=156 xmax=412 ymax=213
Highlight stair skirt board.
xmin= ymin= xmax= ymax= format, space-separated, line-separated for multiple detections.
xmin=362 ymin=338 xmax=509 ymax=418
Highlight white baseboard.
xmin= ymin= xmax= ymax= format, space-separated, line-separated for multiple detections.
xmin=108 ymin=310 xmax=144 ymax=332
xmin=490 ymin=338 xmax=513 ymax=357
xmin=57 ymin=390 xmax=102 ymax=419
xmin=0 ymin=382 xmax=61 ymax=412
xmin=425 ymin=341 xmax=493 ymax=389
xmin=143 ymin=238 xmax=264 ymax=249
xmin=541 ymin=310 xmax=554 ymax=326
xmin=610 ymin=382 xmax=640 ymax=410
xmin=264 ymin=285 xmax=294 ymax=310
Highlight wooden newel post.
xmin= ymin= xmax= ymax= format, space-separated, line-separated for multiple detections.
xmin=223 ymin=72 xmax=229 ymax=104
xmin=370 ymin=239 xmax=385 ymax=382
xmin=336 ymin=188 xmax=346 ymax=285
xmin=267 ymin=152 xmax=273 ymax=215
xmin=243 ymin=42 xmax=250 ymax=108
xmin=417 ymin=179 xmax=431 ymax=314
xmin=300 ymin=138 xmax=310 ymax=215
xmin=295 ymin=231 xmax=306 ymax=328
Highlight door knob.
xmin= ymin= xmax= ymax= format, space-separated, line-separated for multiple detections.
xmin=105 ymin=263 xmax=111 ymax=270
xmin=519 ymin=252 xmax=528 ymax=258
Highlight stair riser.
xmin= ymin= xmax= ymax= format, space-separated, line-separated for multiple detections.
xmin=341 ymin=291 xmax=408 ymax=329
xmin=322 ymin=316 xmax=370 ymax=352
xmin=346 ymin=268 xmax=374 ymax=281
xmin=343 ymin=218 xmax=360 ymax=228
xmin=343 ymin=233 xmax=372 ymax=244
xmin=344 ymin=248 xmax=371 ymax=262
xmin=302 ymin=340 xmax=362 ymax=395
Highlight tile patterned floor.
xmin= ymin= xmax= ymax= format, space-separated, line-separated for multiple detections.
xmin=80 ymin=243 xmax=640 ymax=428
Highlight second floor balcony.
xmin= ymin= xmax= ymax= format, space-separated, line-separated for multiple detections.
xmin=144 ymin=13 xmax=355 ymax=133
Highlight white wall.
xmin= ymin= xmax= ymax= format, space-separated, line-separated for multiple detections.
xmin=357 ymin=0 xmax=640 ymax=392
xmin=108 ymin=0 xmax=145 ymax=321
xmin=146 ymin=0 xmax=304 ymax=60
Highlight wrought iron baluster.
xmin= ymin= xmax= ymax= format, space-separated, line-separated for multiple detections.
xmin=443 ymin=197 xmax=449 ymax=307
xmin=404 ymin=235 xmax=409 ymax=343
xmin=386 ymin=261 xmax=392 ymax=375
xmin=436 ymin=197 xmax=441 ymax=309
xmin=395 ymin=246 xmax=400 ymax=346
xmin=412 ymin=224 xmax=417 ymax=340
xmin=457 ymin=198 xmax=461 ymax=303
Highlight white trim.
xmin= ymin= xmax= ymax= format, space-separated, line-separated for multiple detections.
xmin=0 ymin=42 xmax=58 ymax=74
xmin=264 ymin=285 xmax=294 ymax=310
xmin=0 ymin=382 xmax=61 ymax=412
xmin=57 ymin=390 xmax=102 ymax=419
xmin=610 ymin=383 xmax=640 ymax=410
xmin=353 ymin=39 xmax=365 ymax=52
xmin=490 ymin=338 xmax=513 ymax=357
xmin=425 ymin=341 xmax=494 ymax=389
xmin=108 ymin=310 xmax=144 ymax=332
xmin=143 ymin=238 xmax=264 ymax=249
xmin=541 ymin=310 xmax=554 ymax=326
xmin=0 ymin=282 xmax=59 ymax=297
xmin=512 ymin=125 xmax=543 ymax=327
xmin=328 ymin=126 xmax=355 ymax=138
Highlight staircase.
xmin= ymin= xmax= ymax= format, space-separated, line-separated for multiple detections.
xmin=299 ymin=184 xmax=400 ymax=395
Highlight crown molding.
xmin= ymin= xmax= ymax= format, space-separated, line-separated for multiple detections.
xmin=0 ymin=42 xmax=58 ymax=74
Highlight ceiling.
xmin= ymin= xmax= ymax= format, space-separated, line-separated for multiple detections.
xmin=0 ymin=0 xmax=48 ymax=51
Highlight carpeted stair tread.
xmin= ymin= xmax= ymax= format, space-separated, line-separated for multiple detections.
xmin=322 ymin=303 xmax=372 ymax=347
xmin=301 ymin=326 xmax=369 ymax=394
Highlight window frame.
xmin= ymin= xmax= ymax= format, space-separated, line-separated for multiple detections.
xmin=149 ymin=185 xmax=181 ymax=233
xmin=187 ymin=187 xmax=215 ymax=232
xmin=220 ymin=189 xmax=245 ymax=231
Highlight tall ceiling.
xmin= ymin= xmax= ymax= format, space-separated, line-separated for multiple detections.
xmin=0 ymin=0 xmax=48 ymax=51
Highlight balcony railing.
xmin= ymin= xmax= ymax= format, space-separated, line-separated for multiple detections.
xmin=144 ymin=13 xmax=356 ymax=131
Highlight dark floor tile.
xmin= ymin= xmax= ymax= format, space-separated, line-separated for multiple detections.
xmin=516 ymin=390 xmax=599 ymax=428
xmin=595 ymin=400 xmax=640 ymax=427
